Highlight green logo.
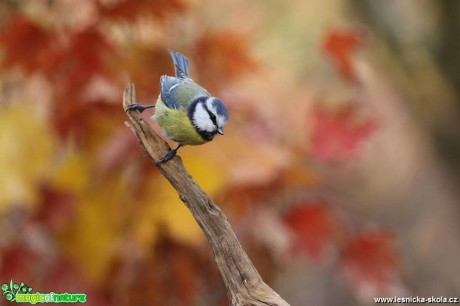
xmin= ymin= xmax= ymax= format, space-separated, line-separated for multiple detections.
xmin=1 ymin=280 xmax=86 ymax=304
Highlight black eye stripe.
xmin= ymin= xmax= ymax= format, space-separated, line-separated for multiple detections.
xmin=203 ymin=103 xmax=218 ymax=127
xmin=208 ymin=111 xmax=218 ymax=127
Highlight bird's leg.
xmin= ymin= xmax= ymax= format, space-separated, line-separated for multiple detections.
xmin=160 ymin=144 xmax=182 ymax=163
xmin=125 ymin=103 xmax=155 ymax=113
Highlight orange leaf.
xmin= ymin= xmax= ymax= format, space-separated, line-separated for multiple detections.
xmin=193 ymin=31 xmax=258 ymax=88
xmin=322 ymin=27 xmax=366 ymax=80
xmin=121 ymin=46 xmax=171 ymax=102
xmin=98 ymin=0 xmax=187 ymax=22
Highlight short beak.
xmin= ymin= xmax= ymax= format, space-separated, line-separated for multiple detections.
xmin=217 ymin=128 xmax=224 ymax=135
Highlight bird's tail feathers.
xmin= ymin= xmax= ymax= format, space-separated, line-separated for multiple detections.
xmin=168 ymin=49 xmax=190 ymax=78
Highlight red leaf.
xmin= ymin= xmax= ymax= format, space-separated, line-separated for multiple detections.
xmin=340 ymin=231 xmax=401 ymax=294
xmin=51 ymin=98 xmax=121 ymax=144
xmin=39 ymin=260 xmax=101 ymax=303
xmin=0 ymin=15 xmax=54 ymax=73
xmin=0 ymin=246 xmax=39 ymax=283
xmin=1 ymin=244 xmax=108 ymax=306
xmin=322 ymin=28 xmax=366 ymax=80
xmin=105 ymin=234 xmax=226 ymax=306
xmin=284 ymin=203 xmax=338 ymax=261
xmin=96 ymin=128 xmax=158 ymax=194
xmin=218 ymin=179 xmax=284 ymax=217
xmin=33 ymin=182 xmax=75 ymax=233
xmin=45 ymin=28 xmax=115 ymax=89
xmin=310 ymin=104 xmax=377 ymax=163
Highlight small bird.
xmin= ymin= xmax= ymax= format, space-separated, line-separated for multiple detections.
xmin=126 ymin=50 xmax=229 ymax=163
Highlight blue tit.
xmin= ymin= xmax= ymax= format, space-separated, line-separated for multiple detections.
xmin=126 ymin=49 xmax=229 ymax=163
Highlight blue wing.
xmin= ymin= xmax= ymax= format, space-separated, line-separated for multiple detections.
xmin=168 ymin=49 xmax=190 ymax=78
xmin=160 ymin=76 xmax=181 ymax=109
xmin=160 ymin=50 xmax=206 ymax=110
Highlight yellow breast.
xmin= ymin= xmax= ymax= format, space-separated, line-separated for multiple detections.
xmin=154 ymin=96 xmax=207 ymax=145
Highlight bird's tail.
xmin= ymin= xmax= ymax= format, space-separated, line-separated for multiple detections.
xmin=168 ymin=49 xmax=190 ymax=78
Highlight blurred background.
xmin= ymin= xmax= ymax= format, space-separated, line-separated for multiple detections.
xmin=0 ymin=0 xmax=459 ymax=305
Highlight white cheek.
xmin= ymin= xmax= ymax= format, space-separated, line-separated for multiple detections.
xmin=193 ymin=104 xmax=215 ymax=132
xmin=217 ymin=116 xmax=227 ymax=128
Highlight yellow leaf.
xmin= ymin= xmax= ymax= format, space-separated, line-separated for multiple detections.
xmin=59 ymin=176 xmax=128 ymax=283
xmin=52 ymin=147 xmax=90 ymax=194
xmin=0 ymin=104 xmax=54 ymax=213
xmin=134 ymin=152 xmax=226 ymax=251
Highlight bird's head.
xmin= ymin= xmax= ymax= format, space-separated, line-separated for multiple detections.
xmin=188 ymin=96 xmax=229 ymax=141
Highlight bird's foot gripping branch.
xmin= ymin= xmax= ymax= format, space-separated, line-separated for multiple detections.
xmin=123 ymin=84 xmax=290 ymax=306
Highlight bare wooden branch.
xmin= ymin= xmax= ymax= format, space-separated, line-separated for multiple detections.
xmin=123 ymin=84 xmax=290 ymax=306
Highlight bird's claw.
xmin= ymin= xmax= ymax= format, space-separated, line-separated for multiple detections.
xmin=159 ymin=144 xmax=182 ymax=163
xmin=159 ymin=150 xmax=177 ymax=163
xmin=125 ymin=103 xmax=155 ymax=113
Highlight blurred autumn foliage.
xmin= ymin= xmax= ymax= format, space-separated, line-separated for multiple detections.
xmin=1 ymin=1 xmax=460 ymax=306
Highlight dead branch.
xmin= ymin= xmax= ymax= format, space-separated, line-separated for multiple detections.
xmin=123 ymin=84 xmax=290 ymax=306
